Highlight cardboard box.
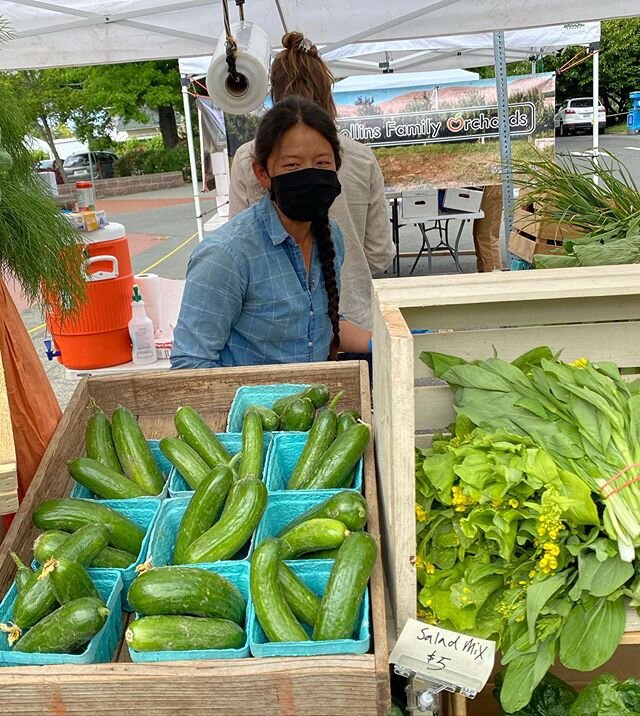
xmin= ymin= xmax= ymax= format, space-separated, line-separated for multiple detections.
xmin=400 ymin=189 xmax=439 ymax=219
xmin=443 ymin=186 xmax=484 ymax=213
xmin=66 ymin=210 xmax=107 ymax=232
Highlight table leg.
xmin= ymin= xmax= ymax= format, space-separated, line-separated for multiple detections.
xmin=392 ymin=198 xmax=400 ymax=277
xmin=451 ymin=220 xmax=466 ymax=273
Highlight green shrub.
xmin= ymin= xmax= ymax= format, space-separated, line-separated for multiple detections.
xmin=114 ymin=141 xmax=196 ymax=178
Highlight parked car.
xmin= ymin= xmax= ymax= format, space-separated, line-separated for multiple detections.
xmin=36 ymin=158 xmax=65 ymax=185
xmin=554 ymin=98 xmax=606 ymax=136
xmin=63 ymin=151 xmax=117 ymax=180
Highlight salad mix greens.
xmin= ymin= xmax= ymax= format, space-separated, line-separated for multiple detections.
xmin=415 ymin=347 xmax=640 ymax=712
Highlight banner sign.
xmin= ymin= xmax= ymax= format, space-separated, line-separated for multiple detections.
xmin=339 ymin=102 xmax=536 ymax=146
xmin=334 ymin=73 xmax=555 ymax=189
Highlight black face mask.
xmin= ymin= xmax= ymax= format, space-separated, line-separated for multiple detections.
xmin=270 ymin=168 xmax=342 ymax=222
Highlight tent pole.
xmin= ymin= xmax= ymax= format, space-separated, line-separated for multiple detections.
xmin=181 ymin=76 xmax=204 ymax=243
xmin=197 ymin=104 xmax=206 ymax=193
xmin=493 ymin=30 xmax=514 ymax=258
xmin=591 ymin=42 xmax=600 ymax=184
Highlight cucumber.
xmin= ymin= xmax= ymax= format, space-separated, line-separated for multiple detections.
xmin=49 ymin=558 xmax=101 ymax=604
xmin=184 ymin=478 xmax=267 ymax=563
xmin=11 ymin=552 xmax=34 ymax=593
xmin=272 ymin=385 xmax=329 ymax=414
xmin=127 ymin=566 xmax=245 ymax=625
xmin=33 ymin=499 xmax=145 ymax=555
xmin=303 ymin=423 xmax=370 ymax=490
xmin=250 ymin=540 xmax=308 ymax=642
xmin=341 ymin=468 xmax=357 ymax=489
xmin=313 ymin=531 xmax=377 ymax=641
xmin=86 ymin=408 xmax=123 ymax=474
xmin=175 ymin=406 xmax=232 ymax=468
xmin=34 ymin=531 xmax=135 ymax=569
xmin=14 ymin=598 xmax=109 ymax=654
xmin=280 ymin=398 xmax=315 ymax=432
xmin=287 ymin=402 xmax=340 ymax=489
xmin=68 ymin=457 xmax=150 ymax=499
xmin=302 ymin=548 xmax=339 ymax=559
xmin=111 ymin=406 xmax=165 ymax=495
xmin=337 ymin=411 xmax=358 ymax=436
xmin=12 ymin=524 xmax=109 ymax=631
xmin=126 ymin=615 xmax=245 ymax=652
xmin=281 ymin=491 xmax=368 ymax=533
xmin=279 ymin=518 xmax=350 ymax=559
xmin=173 ymin=465 xmax=233 ymax=564
xmin=250 ymin=405 xmax=280 ymax=432
xmin=159 ymin=437 xmax=210 ymax=490
xmin=237 ymin=409 xmax=263 ymax=480
xmin=279 ymin=563 xmax=320 ymax=627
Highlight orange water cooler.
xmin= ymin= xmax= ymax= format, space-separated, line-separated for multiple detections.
xmin=48 ymin=223 xmax=135 ymax=370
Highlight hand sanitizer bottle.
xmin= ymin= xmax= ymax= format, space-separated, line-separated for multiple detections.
xmin=128 ymin=284 xmax=157 ymax=365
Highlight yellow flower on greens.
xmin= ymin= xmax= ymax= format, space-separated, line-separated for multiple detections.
xmin=415 ymin=504 xmax=428 ymax=522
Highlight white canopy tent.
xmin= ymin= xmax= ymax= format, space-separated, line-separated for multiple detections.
xmin=323 ymin=22 xmax=602 ymax=75
xmin=0 ymin=1 xmax=633 ymax=71
xmin=0 ymin=3 xmax=633 ymax=244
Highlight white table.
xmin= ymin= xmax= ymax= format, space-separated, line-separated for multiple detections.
xmin=385 ymin=189 xmax=483 ymax=275
xmin=64 ymin=359 xmax=171 ymax=381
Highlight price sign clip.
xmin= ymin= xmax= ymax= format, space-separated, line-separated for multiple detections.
xmin=389 ymin=619 xmax=496 ymax=714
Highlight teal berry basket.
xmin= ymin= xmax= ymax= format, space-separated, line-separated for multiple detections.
xmin=0 ymin=569 xmax=124 ymax=666
xmin=33 ymin=498 xmax=162 ymax=613
xmin=226 ymin=384 xmax=311 ymax=432
xmin=70 ymin=440 xmax=171 ymax=500
xmin=247 ymin=559 xmax=370 ymax=658
xmin=253 ymin=490 xmax=363 ymax=553
xmin=127 ymin=561 xmax=249 ymax=662
xmin=145 ymin=496 xmax=254 ymax=567
xmin=167 ymin=433 xmax=272 ymax=498
xmin=265 ymin=432 xmax=362 ymax=492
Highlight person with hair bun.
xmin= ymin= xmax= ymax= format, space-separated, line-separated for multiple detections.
xmin=171 ymin=96 xmax=371 ymax=369
xmin=229 ymin=31 xmax=393 ymax=332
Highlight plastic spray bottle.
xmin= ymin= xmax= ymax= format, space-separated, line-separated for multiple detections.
xmin=128 ymin=284 xmax=157 ymax=365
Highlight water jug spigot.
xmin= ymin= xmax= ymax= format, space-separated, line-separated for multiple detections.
xmin=44 ymin=339 xmax=61 ymax=361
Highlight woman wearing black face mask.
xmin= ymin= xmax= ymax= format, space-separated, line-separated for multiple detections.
xmin=171 ymin=97 xmax=372 ymax=369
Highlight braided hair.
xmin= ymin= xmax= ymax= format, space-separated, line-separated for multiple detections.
xmin=254 ymin=96 xmax=342 ymax=360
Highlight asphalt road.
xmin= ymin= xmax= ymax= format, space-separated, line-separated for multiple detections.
xmin=556 ymin=132 xmax=640 ymax=179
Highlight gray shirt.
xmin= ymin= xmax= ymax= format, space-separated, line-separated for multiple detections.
xmin=228 ymin=134 xmax=394 ymax=329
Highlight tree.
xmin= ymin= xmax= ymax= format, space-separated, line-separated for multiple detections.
xmin=0 ymin=68 xmax=89 ymax=181
xmin=74 ymin=60 xmax=183 ymax=149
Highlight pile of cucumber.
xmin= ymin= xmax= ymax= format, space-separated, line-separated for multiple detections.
xmin=126 ymin=566 xmax=246 ymax=652
xmin=160 ymin=406 xmax=263 ymax=489
xmin=172 ymin=462 xmax=267 ymax=564
xmin=276 ymin=490 xmax=368 ymax=559
xmin=251 ymin=532 xmax=377 ymax=643
xmin=0 ymin=525 xmax=113 ymax=654
xmin=69 ymin=405 xmax=166 ymax=499
xmin=252 ymin=384 xmax=333 ymax=432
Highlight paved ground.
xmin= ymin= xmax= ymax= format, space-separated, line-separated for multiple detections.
xmin=16 ymin=130 xmax=640 ymax=408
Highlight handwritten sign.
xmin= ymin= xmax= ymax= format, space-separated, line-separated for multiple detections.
xmin=388 ymin=620 xmax=496 ymax=697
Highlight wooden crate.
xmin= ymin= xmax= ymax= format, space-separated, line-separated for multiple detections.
xmin=0 ymin=362 xmax=390 ymax=716
xmin=371 ymin=265 xmax=640 ymax=712
xmin=508 ymin=202 xmax=584 ymax=263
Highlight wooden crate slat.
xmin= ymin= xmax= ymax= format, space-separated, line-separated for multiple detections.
xmin=0 ymin=655 xmax=379 ymax=715
xmin=0 ymin=350 xmax=19 ymax=516
xmin=373 ymin=264 xmax=640 ymax=308
xmin=412 ymin=322 xmax=640 ymax=379
xmin=372 ymin=303 xmax=417 ymax=640
xmin=415 ymin=385 xmax=455 ymax=432
xmin=88 ymin=363 xmax=362 ymax=417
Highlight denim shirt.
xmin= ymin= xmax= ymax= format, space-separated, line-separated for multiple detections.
xmin=171 ymin=195 xmax=344 ymax=369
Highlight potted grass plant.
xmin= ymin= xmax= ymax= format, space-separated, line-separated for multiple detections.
xmin=511 ymin=151 xmax=640 ymax=268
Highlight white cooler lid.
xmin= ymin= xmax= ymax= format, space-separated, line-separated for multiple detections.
xmin=81 ymin=222 xmax=125 ymax=244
